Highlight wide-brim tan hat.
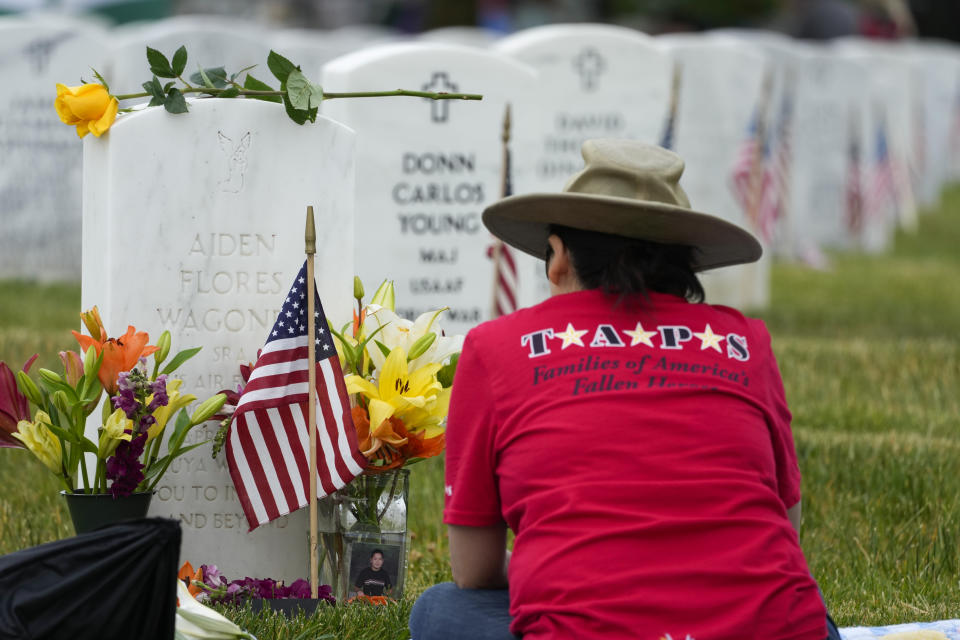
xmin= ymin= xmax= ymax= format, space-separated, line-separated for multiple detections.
xmin=482 ymin=139 xmax=762 ymax=272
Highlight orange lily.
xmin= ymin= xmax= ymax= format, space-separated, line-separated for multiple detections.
xmin=177 ymin=561 xmax=204 ymax=597
xmin=73 ymin=321 xmax=158 ymax=394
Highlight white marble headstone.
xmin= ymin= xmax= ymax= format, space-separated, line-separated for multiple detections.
xmin=657 ymin=34 xmax=770 ymax=310
xmin=104 ymin=16 xmax=270 ymax=102
xmin=495 ymin=24 xmax=672 ymax=307
xmin=0 ymin=20 xmax=107 ymax=280
xmin=82 ymin=98 xmax=356 ymax=581
xmin=905 ymin=41 xmax=960 ymax=208
xmin=321 ymin=42 xmax=538 ymax=335
xmin=787 ymin=45 xmax=863 ymax=253
xmin=271 ymin=26 xmax=404 ymax=82
xmin=833 ymin=38 xmax=918 ymax=233
xmin=418 ymin=26 xmax=501 ymax=49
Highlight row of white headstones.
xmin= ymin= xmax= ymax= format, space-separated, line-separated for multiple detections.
xmin=3 ymin=13 xmax=960 ymax=580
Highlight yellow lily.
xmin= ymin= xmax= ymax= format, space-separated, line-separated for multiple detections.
xmin=148 ymin=379 xmax=196 ymax=443
xmin=98 ymin=408 xmax=133 ymax=458
xmin=13 ymin=411 xmax=62 ymax=473
xmin=345 ymin=346 xmax=443 ymax=442
xmin=398 ymin=386 xmax=451 ymax=438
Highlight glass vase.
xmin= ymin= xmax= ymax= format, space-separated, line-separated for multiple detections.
xmin=317 ymin=469 xmax=409 ymax=603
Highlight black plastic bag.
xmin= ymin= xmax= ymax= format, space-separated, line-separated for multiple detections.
xmin=0 ymin=518 xmax=180 ymax=640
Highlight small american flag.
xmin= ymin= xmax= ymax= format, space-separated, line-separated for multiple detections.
xmin=227 ymin=261 xmax=366 ymax=531
xmin=845 ymin=110 xmax=864 ymax=239
xmin=867 ymin=116 xmax=897 ymax=222
xmin=729 ymin=109 xmax=761 ymax=219
xmin=757 ymin=88 xmax=793 ymax=244
xmin=489 ymin=105 xmax=518 ymax=318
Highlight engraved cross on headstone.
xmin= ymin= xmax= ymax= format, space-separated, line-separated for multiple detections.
xmin=421 ymin=72 xmax=459 ymax=123
xmin=23 ymin=35 xmax=65 ymax=74
xmin=573 ymin=47 xmax=606 ymax=92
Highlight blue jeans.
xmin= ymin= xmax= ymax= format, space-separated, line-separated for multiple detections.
xmin=409 ymin=583 xmax=517 ymax=640
xmin=410 ymin=582 xmax=842 ymax=640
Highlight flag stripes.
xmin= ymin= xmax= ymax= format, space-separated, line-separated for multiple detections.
xmin=226 ymin=262 xmax=366 ymax=531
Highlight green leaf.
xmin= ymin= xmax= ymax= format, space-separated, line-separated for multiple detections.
xmin=45 ymin=422 xmax=76 ymax=444
xmin=144 ymin=440 xmax=209 ymax=481
xmin=142 ymin=76 xmax=165 ymax=107
xmin=163 ymin=81 xmax=176 ymax=92
xmin=163 ymin=88 xmax=189 ymax=114
xmin=190 ymin=66 xmax=228 ymax=89
xmin=146 ymin=46 xmax=176 ymax=78
xmin=285 ymin=68 xmax=323 ymax=110
xmin=437 ymin=352 xmax=459 ymax=388
xmin=218 ymin=86 xmax=240 ymax=98
xmin=167 ymin=409 xmax=192 ymax=454
xmin=91 ymin=67 xmax=109 ymax=92
xmin=267 ymin=50 xmax=297 ymax=84
xmin=282 ymin=90 xmax=316 ymax=126
xmin=230 ymin=64 xmax=258 ymax=82
xmin=243 ymin=74 xmax=282 ymax=104
xmin=160 ymin=346 xmax=202 ymax=376
xmin=374 ymin=339 xmax=391 ymax=358
xmin=171 ymin=45 xmax=187 ymax=77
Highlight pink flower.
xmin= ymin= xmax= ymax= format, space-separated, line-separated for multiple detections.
xmin=0 ymin=355 xmax=38 ymax=448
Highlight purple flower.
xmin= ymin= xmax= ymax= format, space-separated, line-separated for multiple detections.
xmin=148 ymin=375 xmax=169 ymax=411
xmin=105 ymin=432 xmax=146 ymax=497
xmin=287 ymin=579 xmax=311 ymax=599
xmin=112 ymin=387 xmax=138 ymax=418
xmin=200 ymin=564 xmax=227 ymax=588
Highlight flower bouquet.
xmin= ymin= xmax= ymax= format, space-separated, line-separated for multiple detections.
xmin=3 ymin=306 xmax=225 ymax=530
xmin=317 ymin=278 xmax=462 ymax=601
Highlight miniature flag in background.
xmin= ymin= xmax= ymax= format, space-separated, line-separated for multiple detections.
xmin=488 ymin=104 xmax=518 ymax=318
xmin=729 ymin=108 xmax=762 ymax=218
xmin=757 ymin=86 xmax=793 ymax=245
xmin=868 ymin=114 xmax=897 ymax=222
xmin=845 ymin=109 xmax=864 ymax=239
xmin=226 ymin=261 xmax=367 ymax=531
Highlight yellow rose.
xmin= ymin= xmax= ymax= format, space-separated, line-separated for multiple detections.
xmin=54 ymin=83 xmax=119 ymax=138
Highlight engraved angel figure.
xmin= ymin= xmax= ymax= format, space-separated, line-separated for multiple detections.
xmin=217 ymin=131 xmax=251 ymax=194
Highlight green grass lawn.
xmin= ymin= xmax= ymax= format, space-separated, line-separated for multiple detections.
xmin=1 ymin=189 xmax=959 ymax=637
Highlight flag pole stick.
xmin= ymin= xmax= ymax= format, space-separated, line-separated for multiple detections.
xmin=305 ymin=205 xmax=319 ymax=599
xmin=490 ymin=103 xmax=511 ymax=318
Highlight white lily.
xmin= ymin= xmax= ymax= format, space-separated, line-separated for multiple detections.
xmin=175 ymin=580 xmax=256 ymax=640
xmin=363 ymin=306 xmax=463 ymax=373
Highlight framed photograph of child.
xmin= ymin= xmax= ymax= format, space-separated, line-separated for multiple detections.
xmin=347 ymin=541 xmax=404 ymax=600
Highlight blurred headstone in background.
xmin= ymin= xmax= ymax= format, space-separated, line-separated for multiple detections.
xmin=0 ymin=17 xmax=107 ymax=281
xmin=657 ymin=34 xmax=771 ymax=309
xmin=495 ymin=23 xmax=672 ymax=308
xmin=103 ymin=15 xmax=270 ymax=95
xmin=321 ymin=42 xmax=538 ymax=335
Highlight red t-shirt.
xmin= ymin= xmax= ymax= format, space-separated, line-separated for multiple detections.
xmin=444 ymin=289 xmax=826 ymax=640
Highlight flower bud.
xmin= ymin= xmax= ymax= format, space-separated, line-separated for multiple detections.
xmin=371 ymin=279 xmax=395 ymax=311
xmin=407 ymin=332 xmax=437 ymax=362
xmin=353 ymin=276 xmax=365 ymax=302
xmin=15 ymin=371 xmax=43 ymax=406
xmin=79 ymin=306 xmax=104 ymax=342
xmin=38 ymin=368 xmax=63 ymax=386
xmin=155 ymin=330 xmax=172 ymax=366
xmin=52 ymin=390 xmax=70 ymax=414
xmin=190 ymin=394 xmax=228 ymax=426
xmin=59 ymin=351 xmax=84 ymax=387
xmin=83 ymin=344 xmax=100 ymax=378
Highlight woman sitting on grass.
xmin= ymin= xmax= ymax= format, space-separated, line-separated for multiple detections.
xmin=409 ymin=140 xmax=840 ymax=640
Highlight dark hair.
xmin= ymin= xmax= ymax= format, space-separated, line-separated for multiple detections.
xmin=370 ymin=549 xmax=384 ymax=559
xmin=546 ymin=224 xmax=705 ymax=304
